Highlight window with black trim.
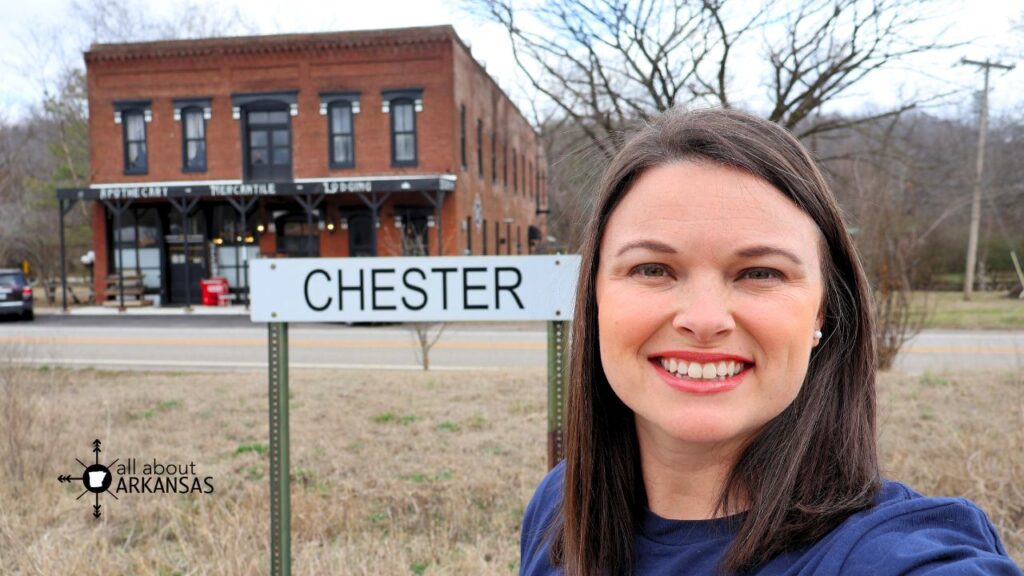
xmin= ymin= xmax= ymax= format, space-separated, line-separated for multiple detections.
xmin=535 ymin=162 xmax=540 ymax=202
xmin=459 ymin=105 xmax=467 ymax=169
xmin=513 ymin=147 xmax=518 ymax=193
xmin=182 ymin=107 xmax=206 ymax=172
xmin=232 ymin=91 xmax=297 ymax=182
xmin=528 ymin=160 xmax=533 ymax=199
xmin=329 ymin=102 xmax=355 ymax=168
xmin=391 ymin=99 xmax=417 ymax=166
xmin=123 ymin=110 xmax=148 ymax=174
xmin=476 ymin=119 xmax=484 ymax=178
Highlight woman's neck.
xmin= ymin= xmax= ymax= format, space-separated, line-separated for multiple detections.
xmin=636 ymin=421 xmax=748 ymax=521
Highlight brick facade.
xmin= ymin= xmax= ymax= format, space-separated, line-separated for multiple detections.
xmin=80 ymin=26 xmax=547 ymax=304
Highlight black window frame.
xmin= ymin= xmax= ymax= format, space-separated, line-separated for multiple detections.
xmin=491 ymin=131 xmax=497 ymax=184
xmin=242 ymin=104 xmax=293 ymax=183
xmin=389 ymin=98 xmax=418 ymax=167
xmin=232 ymin=91 xmax=297 ymax=183
xmin=459 ymin=104 xmax=467 ymax=170
xmin=121 ymin=108 xmax=148 ymax=175
xmin=535 ymin=162 xmax=541 ymax=202
xmin=513 ymin=146 xmax=518 ymax=193
xmin=528 ymin=159 xmax=533 ymax=199
xmin=180 ymin=106 xmax=207 ymax=173
xmin=476 ymin=118 xmax=484 ymax=178
xmin=328 ymin=101 xmax=356 ymax=169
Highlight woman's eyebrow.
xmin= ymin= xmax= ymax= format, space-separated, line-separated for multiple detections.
xmin=615 ymin=239 xmax=677 ymax=257
xmin=615 ymin=240 xmax=804 ymax=266
xmin=734 ymin=245 xmax=804 ymax=266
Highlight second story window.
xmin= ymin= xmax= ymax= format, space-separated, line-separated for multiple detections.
xmin=477 ymin=119 xmax=484 ymax=178
xmin=232 ymin=91 xmax=298 ymax=182
xmin=320 ymin=92 xmax=360 ymax=169
xmin=460 ymin=104 xmax=467 ymax=169
xmin=124 ymin=111 xmax=147 ymax=174
xmin=182 ymin=107 xmax=207 ymax=172
xmin=491 ymin=131 xmax=497 ymax=183
xmin=383 ymin=88 xmax=423 ymax=168
xmin=513 ymin=146 xmax=518 ymax=193
xmin=115 ymin=99 xmax=151 ymax=175
xmin=391 ymin=99 xmax=417 ymax=166
xmin=329 ymin=102 xmax=355 ymax=167
xmin=174 ymin=98 xmax=211 ymax=173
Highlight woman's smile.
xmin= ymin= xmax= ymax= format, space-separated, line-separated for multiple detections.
xmin=649 ymin=356 xmax=753 ymax=394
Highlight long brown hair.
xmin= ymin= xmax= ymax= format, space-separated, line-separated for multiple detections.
xmin=550 ymin=108 xmax=880 ymax=575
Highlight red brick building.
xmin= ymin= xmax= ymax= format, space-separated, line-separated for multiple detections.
xmin=58 ymin=26 xmax=548 ymax=306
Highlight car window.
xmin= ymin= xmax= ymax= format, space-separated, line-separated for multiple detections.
xmin=0 ymin=273 xmax=25 ymax=287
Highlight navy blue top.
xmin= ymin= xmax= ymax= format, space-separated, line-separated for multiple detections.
xmin=521 ymin=461 xmax=1022 ymax=575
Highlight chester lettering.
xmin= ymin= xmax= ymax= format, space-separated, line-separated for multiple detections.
xmin=302 ymin=265 xmax=524 ymax=312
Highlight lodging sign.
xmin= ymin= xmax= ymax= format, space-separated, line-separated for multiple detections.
xmin=249 ymin=255 xmax=581 ymax=323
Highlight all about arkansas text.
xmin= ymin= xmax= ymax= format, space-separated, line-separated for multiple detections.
xmin=114 ymin=458 xmax=215 ymax=494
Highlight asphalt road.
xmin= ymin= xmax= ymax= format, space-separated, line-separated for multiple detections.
xmin=1 ymin=313 xmax=1021 ymax=374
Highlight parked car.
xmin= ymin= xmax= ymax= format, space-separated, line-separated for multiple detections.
xmin=0 ymin=268 xmax=33 ymax=320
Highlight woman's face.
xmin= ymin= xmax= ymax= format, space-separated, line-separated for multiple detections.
xmin=595 ymin=161 xmax=825 ymax=453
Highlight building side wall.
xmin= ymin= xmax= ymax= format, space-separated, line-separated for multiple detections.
xmin=450 ymin=41 xmax=546 ymax=256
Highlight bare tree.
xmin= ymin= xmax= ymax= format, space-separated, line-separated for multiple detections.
xmin=71 ymin=0 xmax=256 ymax=43
xmin=848 ymin=144 xmax=931 ymax=370
xmin=395 ymin=219 xmax=449 ymax=370
xmin=466 ymin=0 xmax=958 ymax=158
xmin=763 ymin=0 xmax=958 ymax=138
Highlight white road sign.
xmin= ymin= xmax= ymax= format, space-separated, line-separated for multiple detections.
xmin=249 ymin=255 xmax=581 ymax=322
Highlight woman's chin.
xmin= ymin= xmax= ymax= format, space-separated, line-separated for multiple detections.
xmin=639 ymin=416 xmax=752 ymax=448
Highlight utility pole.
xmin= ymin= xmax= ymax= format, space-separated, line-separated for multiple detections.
xmin=961 ymin=58 xmax=1014 ymax=301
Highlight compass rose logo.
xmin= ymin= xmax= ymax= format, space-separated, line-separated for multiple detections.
xmin=57 ymin=439 xmax=118 ymax=519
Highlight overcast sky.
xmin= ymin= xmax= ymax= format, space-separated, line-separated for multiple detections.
xmin=1 ymin=0 xmax=1022 ymax=123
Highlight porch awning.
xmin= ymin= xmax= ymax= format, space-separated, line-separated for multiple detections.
xmin=57 ymin=174 xmax=457 ymax=201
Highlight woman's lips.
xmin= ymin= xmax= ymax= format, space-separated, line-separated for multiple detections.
xmin=649 ymin=358 xmax=750 ymax=394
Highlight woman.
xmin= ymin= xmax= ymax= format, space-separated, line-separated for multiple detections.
xmin=520 ymin=108 xmax=1022 ymax=575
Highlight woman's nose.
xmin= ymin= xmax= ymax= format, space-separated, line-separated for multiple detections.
xmin=670 ymin=278 xmax=736 ymax=342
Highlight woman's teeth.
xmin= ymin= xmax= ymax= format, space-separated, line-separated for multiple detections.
xmin=657 ymin=358 xmax=747 ymax=381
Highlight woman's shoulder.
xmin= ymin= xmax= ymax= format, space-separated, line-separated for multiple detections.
xmin=520 ymin=461 xmax=565 ymax=574
xmin=522 ymin=460 xmax=565 ymax=536
xmin=806 ymin=479 xmax=1022 ymax=575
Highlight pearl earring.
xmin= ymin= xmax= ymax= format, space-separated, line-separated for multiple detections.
xmin=813 ymin=329 xmax=823 ymax=339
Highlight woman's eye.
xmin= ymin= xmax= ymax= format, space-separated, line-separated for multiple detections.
xmin=631 ymin=263 xmax=669 ymax=278
xmin=743 ymin=268 xmax=783 ymax=281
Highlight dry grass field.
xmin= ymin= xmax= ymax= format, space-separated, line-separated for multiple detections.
xmin=0 ymin=358 xmax=1020 ymax=575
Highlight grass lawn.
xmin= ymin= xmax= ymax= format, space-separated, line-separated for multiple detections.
xmin=910 ymin=290 xmax=1023 ymax=330
xmin=0 ymin=361 xmax=1021 ymax=575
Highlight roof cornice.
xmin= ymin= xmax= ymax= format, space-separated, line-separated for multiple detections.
xmin=85 ymin=25 xmax=454 ymax=63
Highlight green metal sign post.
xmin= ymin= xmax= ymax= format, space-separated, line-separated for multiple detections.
xmin=268 ymin=322 xmax=291 ymax=576
xmin=547 ymin=320 xmax=569 ymax=469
